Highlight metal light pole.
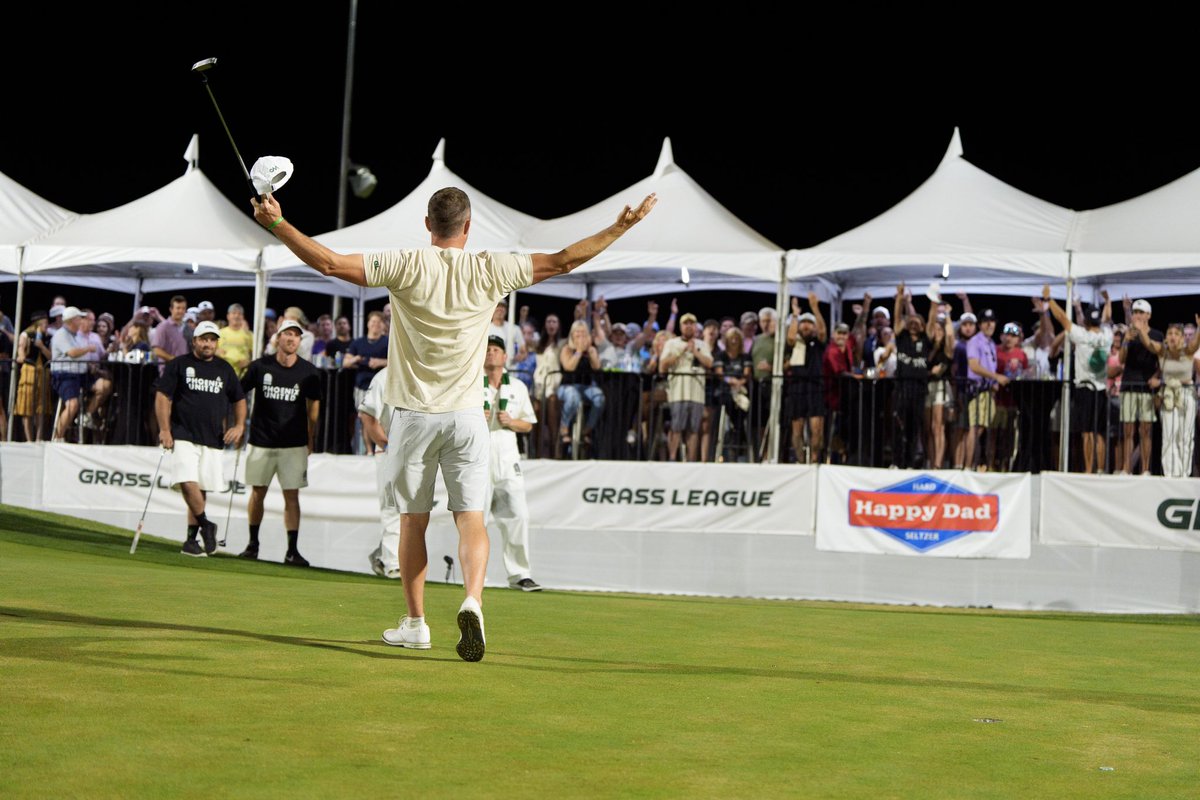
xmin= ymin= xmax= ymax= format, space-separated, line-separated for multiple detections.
xmin=336 ymin=0 xmax=359 ymax=233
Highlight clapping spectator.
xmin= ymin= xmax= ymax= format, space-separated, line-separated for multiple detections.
xmin=557 ymin=320 xmax=605 ymax=452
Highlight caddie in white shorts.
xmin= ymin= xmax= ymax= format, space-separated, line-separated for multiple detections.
xmin=154 ymin=320 xmax=246 ymax=558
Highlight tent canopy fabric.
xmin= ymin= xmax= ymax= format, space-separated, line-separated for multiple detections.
xmin=1066 ymin=163 xmax=1200 ymax=297
xmin=0 ymin=170 xmax=76 ymax=274
xmin=516 ymin=138 xmax=784 ymax=300
xmin=21 ymin=164 xmax=272 ymax=287
xmin=262 ymin=138 xmax=538 ymax=273
xmin=787 ymin=129 xmax=1075 ymax=298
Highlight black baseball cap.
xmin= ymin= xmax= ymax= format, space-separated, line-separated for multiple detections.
xmin=979 ymin=308 xmax=996 ymax=322
xmin=487 ymin=335 xmax=506 ymax=350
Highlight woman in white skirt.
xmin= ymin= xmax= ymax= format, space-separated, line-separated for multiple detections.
xmin=1138 ymin=320 xmax=1199 ymax=477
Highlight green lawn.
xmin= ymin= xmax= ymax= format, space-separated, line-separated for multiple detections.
xmin=1 ymin=504 xmax=1198 ymax=799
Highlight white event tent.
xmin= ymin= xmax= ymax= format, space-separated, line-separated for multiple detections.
xmin=262 ymin=138 xmax=539 ymax=309
xmin=21 ymin=136 xmax=271 ymax=298
xmin=518 ymin=137 xmax=786 ymax=301
xmin=1067 ymin=164 xmax=1200 ymax=300
xmin=0 ymin=169 xmax=76 ymax=277
xmin=786 ymin=129 xmax=1075 ymax=303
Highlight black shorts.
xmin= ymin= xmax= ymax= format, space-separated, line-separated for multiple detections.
xmin=1071 ymin=385 xmax=1107 ymax=434
xmin=787 ymin=374 xmax=825 ymax=418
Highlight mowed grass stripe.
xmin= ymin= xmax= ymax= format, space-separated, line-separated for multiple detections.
xmin=1 ymin=504 xmax=1198 ymax=799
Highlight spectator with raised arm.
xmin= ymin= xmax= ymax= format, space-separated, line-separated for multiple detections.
xmin=1119 ymin=299 xmax=1163 ymax=475
xmin=1131 ymin=315 xmax=1199 ymax=478
xmin=785 ymin=292 xmax=828 ymax=464
xmin=1045 ymin=285 xmax=1112 ymax=474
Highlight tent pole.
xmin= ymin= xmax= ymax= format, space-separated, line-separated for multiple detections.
xmin=1058 ymin=267 xmax=1073 ymax=472
xmin=132 ymin=276 xmax=144 ymax=319
xmin=353 ymin=286 xmax=364 ymax=339
xmin=6 ymin=267 xmax=24 ymax=441
xmin=768 ymin=255 xmax=787 ymax=463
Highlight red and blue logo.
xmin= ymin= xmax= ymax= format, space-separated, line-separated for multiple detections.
xmin=848 ymin=474 xmax=998 ymax=552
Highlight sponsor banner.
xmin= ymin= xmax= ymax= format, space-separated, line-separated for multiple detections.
xmin=44 ymin=443 xmax=391 ymax=523
xmin=817 ymin=465 xmax=1031 ymax=558
xmin=522 ymin=460 xmax=816 ymax=535
xmin=1040 ymin=472 xmax=1200 ymax=553
xmin=41 ymin=445 xmax=807 ymax=536
xmin=44 ymin=443 xmax=248 ymax=516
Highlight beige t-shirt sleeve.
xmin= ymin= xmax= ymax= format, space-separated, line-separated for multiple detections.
xmin=362 ymin=250 xmax=413 ymax=290
xmin=483 ymin=251 xmax=533 ymax=296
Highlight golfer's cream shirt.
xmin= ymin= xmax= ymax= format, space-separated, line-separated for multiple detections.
xmin=363 ymin=248 xmax=532 ymax=413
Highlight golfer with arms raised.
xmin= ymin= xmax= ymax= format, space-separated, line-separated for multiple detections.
xmin=253 ymin=187 xmax=656 ymax=662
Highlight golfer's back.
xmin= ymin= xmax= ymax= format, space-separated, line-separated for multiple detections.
xmin=364 ymin=247 xmax=532 ymax=414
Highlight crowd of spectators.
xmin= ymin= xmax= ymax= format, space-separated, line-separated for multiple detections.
xmin=2 ymin=288 xmax=1198 ymax=477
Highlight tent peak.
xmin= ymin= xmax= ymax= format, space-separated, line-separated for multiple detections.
xmin=654 ymin=137 xmax=677 ymax=178
xmin=431 ymin=138 xmax=446 ymax=166
xmin=941 ymin=127 xmax=964 ymax=164
xmin=183 ymin=134 xmax=200 ymax=174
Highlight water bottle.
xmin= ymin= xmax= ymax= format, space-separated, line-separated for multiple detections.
xmin=335 ymin=350 xmax=343 ymax=369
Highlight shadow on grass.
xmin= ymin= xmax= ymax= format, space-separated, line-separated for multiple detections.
xmin=4 ymin=606 xmax=1197 ymax=715
xmin=0 ymin=606 xmax=463 ymax=669
xmin=0 ymin=507 xmax=378 ymax=584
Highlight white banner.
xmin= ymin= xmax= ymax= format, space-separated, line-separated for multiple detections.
xmin=45 ymin=443 xmax=247 ymax=515
xmin=522 ymin=460 xmax=817 ymax=535
xmin=816 ymin=465 xmax=1031 ymax=558
xmin=1040 ymin=472 xmax=1200 ymax=552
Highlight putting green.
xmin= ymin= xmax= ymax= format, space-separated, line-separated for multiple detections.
xmin=1 ymin=504 xmax=1197 ymax=799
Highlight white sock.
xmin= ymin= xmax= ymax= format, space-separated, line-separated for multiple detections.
xmin=406 ymin=616 xmax=424 ymax=627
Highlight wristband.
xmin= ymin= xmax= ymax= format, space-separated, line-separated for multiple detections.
xmin=268 ymin=216 xmax=285 ymax=230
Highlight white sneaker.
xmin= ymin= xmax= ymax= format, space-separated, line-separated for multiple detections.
xmin=456 ymin=596 xmax=486 ymax=662
xmin=384 ymin=568 xmax=402 ymax=580
xmin=381 ymin=617 xmax=430 ymax=649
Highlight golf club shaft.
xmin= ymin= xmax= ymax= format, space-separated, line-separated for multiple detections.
xmin=201 ymin=83 xmax=260 ymax=200
xmin=131 ymin=449 xmax=167 ymax=554
xmin=222 ymin=443 xmax=244 ymax=546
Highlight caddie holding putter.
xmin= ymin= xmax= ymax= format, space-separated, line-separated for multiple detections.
xmin=156 ymin=320 xmax=246 ymax=557
xmin=238 ymin=319 xmax=321 ymax=566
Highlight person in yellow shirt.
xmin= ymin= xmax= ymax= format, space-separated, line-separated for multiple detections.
xmin=217 ymin=302 xmax=254 ymax=377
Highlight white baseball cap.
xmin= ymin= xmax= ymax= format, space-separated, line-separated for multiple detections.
xmin=871 ymin=306 xmax=891 ymax=319
xmin=276 ymin=319 xmax=304 ymax=336
xmin=61 ymin=306 xmax=84 ymax=321
xmin=1132 ymin=299 xmax=1152 ymax=314
xmin=250 ymin=155 xmax=294 ymax=195
xmin=193 ymin=320 xmax=221 ymax=338
xmin=197 ymin=300 xmax=214 ymax=311
xmin=49 ymin=304 xmax=65 ymax=317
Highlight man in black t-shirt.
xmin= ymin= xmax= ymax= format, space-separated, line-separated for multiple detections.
xmin=784 ymin=292 xmax=827 ymax=464
xmin=239 ymin=320 xmax=322 ymax=566
xmin=155 ymin=321 xmax=246 ymax=557
xmin=892 ymin=285 xmax=938 ymax=469
xmin=1120 ymin=299 xmax=1163 ymax=475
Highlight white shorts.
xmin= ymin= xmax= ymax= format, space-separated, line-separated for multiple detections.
xmin=385 ymin=407 xmax=489 ymax=513
xmin=244 ymin=444 xmax=309 ymax=490
xmin=170 ymin=439 xmax=226 ymax=492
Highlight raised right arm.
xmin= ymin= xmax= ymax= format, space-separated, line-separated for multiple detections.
xmin=529 ymin=195 xmax=656 ymax=285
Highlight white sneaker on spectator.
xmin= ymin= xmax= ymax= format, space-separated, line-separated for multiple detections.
xmin=382 ymin=617 xmax=430 ymax=649
xmin=456 ymin=596 xmax=486 ymax=662
xmin=79 ymin=412 xmax=94 ymax=429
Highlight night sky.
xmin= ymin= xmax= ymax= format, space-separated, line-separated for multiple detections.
xmin=4 ymin=6 xmax=1198 ymax=327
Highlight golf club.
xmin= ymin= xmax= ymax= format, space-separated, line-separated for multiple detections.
xmin=191 ymin=57 xmax=259 ymax=200
xmin=130 ymin=448 xmax=167 ymax=554
xmin=444 ymin=555 xmax=455 ymax=583
xmin=220 ymin=442 xmax=245 ymax=548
